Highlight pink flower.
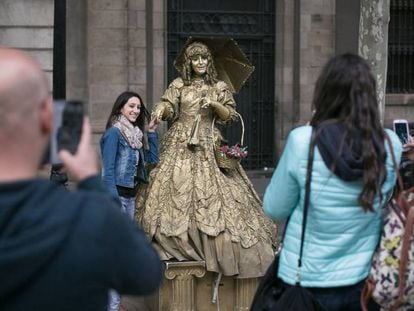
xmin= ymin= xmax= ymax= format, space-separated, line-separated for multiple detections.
xmin=220 ymin=145 xmax=230 ymax=152
xmin=218 ymin=144 xmax=248 ymax=160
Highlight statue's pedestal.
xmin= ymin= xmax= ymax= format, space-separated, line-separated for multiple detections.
xmin=121 ymin=261 xmax=260 ymax=311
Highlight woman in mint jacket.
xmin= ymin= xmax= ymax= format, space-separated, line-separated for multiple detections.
xmin=263 ymin=54 xmax=403 ymax=311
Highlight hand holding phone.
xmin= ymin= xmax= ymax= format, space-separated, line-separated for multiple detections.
xmin=393 ymin=119 xmax=410 ymax=145
xmin=59 ymin=117 xmax=99 ymax=182
xmin=46 ymin=100 xmax=84 ymax=164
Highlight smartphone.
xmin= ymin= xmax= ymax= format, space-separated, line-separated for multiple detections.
xmin=393 ymin=119 xmax=410 ymax=145
xmin=45 ymin=100 xmax=84 ymax=164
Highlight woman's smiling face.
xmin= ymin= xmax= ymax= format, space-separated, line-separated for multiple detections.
xmin=121 ymin=96 xmax=141 ymax=123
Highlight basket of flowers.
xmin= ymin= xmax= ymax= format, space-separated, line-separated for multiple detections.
xmin=212 ymin=112 xmax=248 ymax=170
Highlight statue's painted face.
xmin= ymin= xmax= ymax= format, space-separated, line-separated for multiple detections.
xmin=185 ymin=42 xmax=211 ymax=76
xmin=191 ymin=54 xmax=208 ymax=76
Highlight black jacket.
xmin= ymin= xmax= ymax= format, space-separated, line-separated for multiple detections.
xmin=0 ymin=176 xmax=163 ymax=310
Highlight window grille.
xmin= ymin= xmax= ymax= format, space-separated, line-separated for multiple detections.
xmin=387 ymin=0 xmax=414 ymax=93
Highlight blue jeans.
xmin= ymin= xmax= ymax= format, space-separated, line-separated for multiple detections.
xmin=108 ymin=196 xmax=135 ymax=311
xmin=108 ymin=289 xmax=121 ymax=311
xmin=119 ymin=196 xmax=135 ymax=220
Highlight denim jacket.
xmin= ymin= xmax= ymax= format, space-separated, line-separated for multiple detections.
xmin=100 ymin=127 xmax=159 ymax=197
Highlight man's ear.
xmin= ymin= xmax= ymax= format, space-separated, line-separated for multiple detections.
xmin=40 ymin=97 xmax=53 ymax=135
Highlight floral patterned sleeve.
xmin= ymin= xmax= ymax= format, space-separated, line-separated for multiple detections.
xmin=155 ymin=78 xmax=183 ymax=122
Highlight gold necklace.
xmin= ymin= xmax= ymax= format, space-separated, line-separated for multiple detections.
xmin=192 ymin=79 xmax=204 ymax=90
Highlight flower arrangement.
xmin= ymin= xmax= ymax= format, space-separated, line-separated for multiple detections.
xmin=218 ymin=144 xmax=248 ymax=160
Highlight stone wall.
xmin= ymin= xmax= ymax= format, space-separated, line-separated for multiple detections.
xmin=0 ymin=0 xmax=54 ymax=91
xmin=275 ymin=0 xmax=335 ymax=147
xmin=3 ymin=0 xmax=411 ymax=159
xmin=83 ymin=0 xmax=167 ymax=142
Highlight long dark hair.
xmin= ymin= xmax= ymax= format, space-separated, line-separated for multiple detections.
xmin=105 ymin=91 xmax=150 ymax=131
xmin=181 ymin=41 xmax=218 ymax=86
xmin=310 ymin=53 xmax=386 ymax=212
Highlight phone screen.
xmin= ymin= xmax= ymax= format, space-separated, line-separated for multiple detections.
xmin=394 ymin=122 xmax=409 ymax=144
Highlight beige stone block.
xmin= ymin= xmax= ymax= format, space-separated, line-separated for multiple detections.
xmin=0 ymin=0 xmax=53 ymax=26
xmin=153 ymin=48 xmax=165 ymax=66
xmin=0 ymin=27 xmax=53 ymax=49
xmin=321 ymin=44 xmax=334 ymax=55
xmin=300 ymin=33 xmax=309 ymax=50
xmin=45 ymin=71 xmax=53 ymax=93
xmin=301 ymin=14 xmax=311 ymax=31
xmin=128 ymin=29 xmax=146 ymax=47
xmin=280 ymin=84 xmax=294 ymax=103
xmin=308 ymin=29 xmax=333 ymax=47
xmin=278 ymin=51 xmax=293 ymax=67
xmin=307 ymin=67 xmax=323 ymax=84
xmin=129 ymin=85 xmax=146 ymax=100
xmin=127 ymin=11 xmax=137 ymax=28
xmin=89 ymin=9 xmax=127 ymax=28
xmin=323 ymin=0 xmax=335 ymax=14
xmin=301 ymin=84 xmax=315 ymax=103
xmin=90 ymin=100 xmax=113 ymax=122
xmin=90 ymin=47 xmax=128 ymax=66
xmin=283 ymin=0 xmax=294 ymax=13
xmin=128 ymin=47 xmax=136 ymax=67
xmin=135 ymin=47 xmax=146 ymax=65
xmin=153 ymin=0 xmax=164 ymax=13
xmin=299 ymin=68 xmax=309 ymax=85
xmin=89 ymin=84 xmax=129 ymax=103
xmin=311 ymin=14 xmax=334 ymax=30
xmin=28 ymin=50 xmax=53 ymax=71
xmin=89 ymin=66 xmax=128 ymax=84
xmin=310 ymin=46 xmax=333 ymax=67
xmin=281 ymin=14 xmax=294 ymax=34
xmin=137 ymin=11 xmax=146 ymax=29
xmin=129 ymin=66 xmax=147 ymax=84
xmin=128 ymin=0 xmax=145 ymax=11
xmin=300 ymin=50 xmax=313 ymax=67
xmin=153 ymin=66 xmax=165 ymax=85
xmin=89 ymin=0 xmax=127 ymax=10
xmin=88 ymin=29 xmax=127 ymax=48
xmin=283 ymin=68 xmax=293 ymax=82
xmin=153 ymin=30 xmax=165 ymax=48
xmin=302 ymin=0 xmax=333 ymax=15
xmin=153 ymin=12 xmax=164 ymax=30
xmin=153 ymin=84 xmax=166 ymax=102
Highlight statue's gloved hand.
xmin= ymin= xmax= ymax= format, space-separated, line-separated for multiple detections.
xmin=202 ymin=99 xmax=230 ymax=121
xmin=151 ymin=103 xmax=172 ymax=122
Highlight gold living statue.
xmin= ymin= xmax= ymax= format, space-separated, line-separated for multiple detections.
xmin=136 ymin=38 xmax=276 ymax=279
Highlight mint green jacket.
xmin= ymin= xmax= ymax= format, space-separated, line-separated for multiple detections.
xmin=263 ymin=126 xmax=403 ymax=287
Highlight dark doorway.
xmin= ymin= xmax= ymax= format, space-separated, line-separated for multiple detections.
xmin=167 ymin=0 xmax=276 ymax=170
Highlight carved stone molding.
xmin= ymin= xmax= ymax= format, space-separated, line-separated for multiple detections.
xmin=164 ymin=261 xmax=206 ymax=280
xmin=234 ymin=277 xmax=260 ymax=311
xmin=164 ymin=261 xmax=206 ymax=311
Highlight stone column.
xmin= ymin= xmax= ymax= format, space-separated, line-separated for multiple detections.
xmin=358 ymin=0 xmax=390 ymax=121
xmin=164 ymin=261 xmax=206 ymax=311
xmin=234 ymin=277 xmax=260 ymax=311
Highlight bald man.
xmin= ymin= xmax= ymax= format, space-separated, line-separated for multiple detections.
xmin=0 ymin=48 xmax=162 ymax=310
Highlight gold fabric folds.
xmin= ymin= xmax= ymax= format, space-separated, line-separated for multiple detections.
xmin=136 ymin=77 xmax=277 ymax=278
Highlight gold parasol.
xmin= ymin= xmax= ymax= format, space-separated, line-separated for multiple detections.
xmin=174 ymin=36 xmax=255 ymax=93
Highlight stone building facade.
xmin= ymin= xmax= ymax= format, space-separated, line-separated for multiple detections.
xmin=1 ymin=0 xmax=413 ymax=167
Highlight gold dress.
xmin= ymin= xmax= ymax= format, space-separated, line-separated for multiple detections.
xmin=136 ymin=77 xmax=276 ymax=278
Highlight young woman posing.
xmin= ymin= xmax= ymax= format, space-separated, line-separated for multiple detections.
xmin=100 ymin=91 xmax=158 ymax=311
